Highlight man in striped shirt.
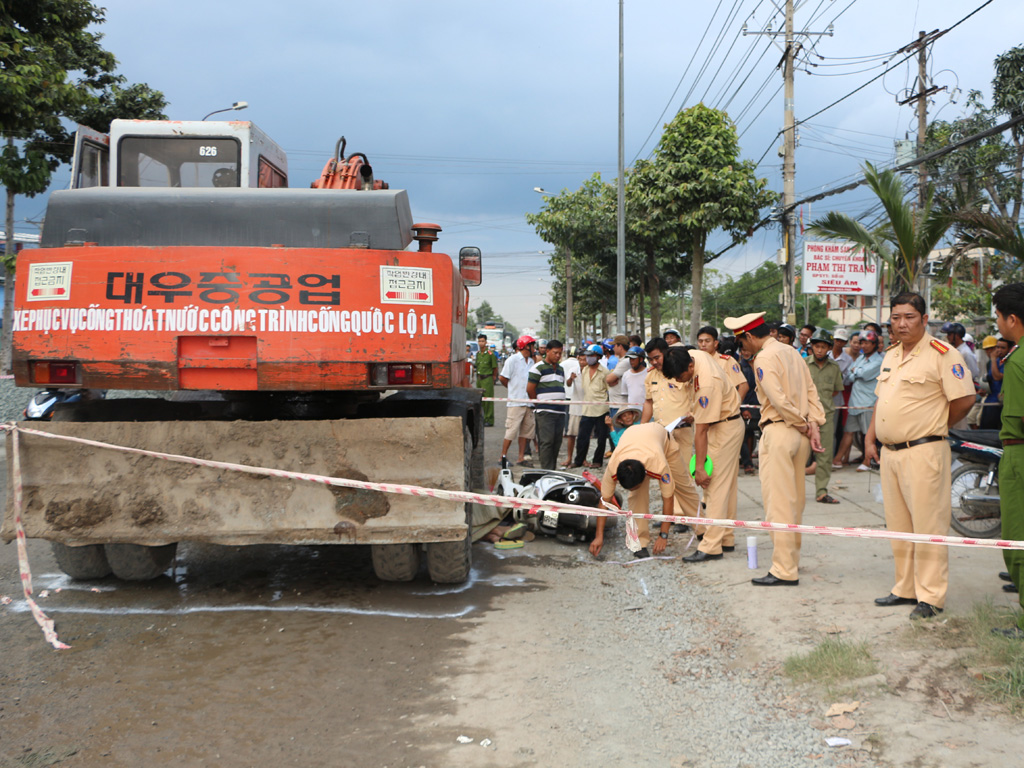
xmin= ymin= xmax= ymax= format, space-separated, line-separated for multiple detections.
xmin=528 ymin=339 xmax=572 ymax=469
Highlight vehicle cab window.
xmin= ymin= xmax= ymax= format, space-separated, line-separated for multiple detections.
xmin=117 ymin=137 xmax=241 ymax=188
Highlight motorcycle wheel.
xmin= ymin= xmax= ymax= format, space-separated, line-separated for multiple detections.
xmin=950 ymin=464 xmax=1001 ymax=538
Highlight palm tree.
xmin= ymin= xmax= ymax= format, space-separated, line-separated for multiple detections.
xmin=951 ymin=205 xmax=1024 ymax=267
xmin=806 ymin=162 xmax=955 ymax=293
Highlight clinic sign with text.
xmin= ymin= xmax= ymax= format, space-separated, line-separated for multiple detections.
xmin=802 ymin=241 xmax=879 ymax=294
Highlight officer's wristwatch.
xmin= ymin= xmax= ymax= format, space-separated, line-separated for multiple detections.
xmin=658 ymin=532 xmax=669 ymax=540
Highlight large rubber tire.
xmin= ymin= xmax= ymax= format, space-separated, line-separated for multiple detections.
xmin=371 ymin=544 xmax=420 ymax=581
xmin=950 ymin=464 xmax=1001 ymax=538
xmin=104 ymin=543 xmax=178 ymax=581
xmin=426 ymin=426 xmax=474 ymax=583
xmin=51 ymin=542 xmax=112 ymax=580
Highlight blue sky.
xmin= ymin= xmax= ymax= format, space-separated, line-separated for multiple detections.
xmin=14 ymin=0 xmax=1020 ymax=328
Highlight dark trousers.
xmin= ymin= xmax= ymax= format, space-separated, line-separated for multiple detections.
xmin=535 ymin=410 xmax=566 ymax=469
xmin=575 ymin=414 xmax=609 ymax=466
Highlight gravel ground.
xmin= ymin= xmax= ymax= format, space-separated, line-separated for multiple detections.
xmin=448 ymin=535 xmax=851 ymax=768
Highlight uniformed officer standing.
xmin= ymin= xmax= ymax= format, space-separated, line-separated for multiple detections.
xmin=724 ymin=312 xmax=825 ymax=586
xmin=590 ymin=422 xmax=689 ymax=559
xmin=640 ymin=338 xmax=702 ymax=552
xmin=865 ymin=293 xmax=977 ymax=618
xmin=474 ymin=334 xmax=498 ymax=426
xmin=993 ymin=283 xmax=1024 ymax=639
xmin=661 ymin=347 xmax=745 ymax=562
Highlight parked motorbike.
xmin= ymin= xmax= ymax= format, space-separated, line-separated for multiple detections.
xmin=494 ymin=457 xmax=618 ymax=544
xmin=949 ymin=429 xmax=1002 ymax=538
xmin=23 ymin=388 xmax=105 ymax=420
xmin=24 ymin=389 xmax=83 ymax=420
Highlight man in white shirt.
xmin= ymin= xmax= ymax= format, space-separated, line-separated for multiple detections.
xmin=499 ymin=335 xmax=538 ymax=465
xmin=560 ymin=348 xmax=585 ymax=467
xmin=619 ymin=346 xmax=649 ymax=407
xmin=604 ymin=334 xmax=632 ymax=414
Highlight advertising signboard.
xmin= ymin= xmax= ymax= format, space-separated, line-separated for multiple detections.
xmin=802 ymin=241 xmax=879 ymax=294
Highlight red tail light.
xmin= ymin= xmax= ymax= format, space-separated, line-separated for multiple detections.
xmin=31 ymin=361 xmax=79 ymax=385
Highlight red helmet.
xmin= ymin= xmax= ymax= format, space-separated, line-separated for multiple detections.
xmin=516 ymin=335 xmax=537 ymax=351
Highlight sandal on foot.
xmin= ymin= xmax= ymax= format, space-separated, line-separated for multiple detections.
xmin=495 ymin=539 xmax=524 ymax=549
xmin=816 ymin=494 xmax=840 ymax=504
xmin=502 ymin=522 xmax=527 ymax=540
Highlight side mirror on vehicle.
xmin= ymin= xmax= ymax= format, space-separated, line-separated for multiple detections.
xmin=459 ymin=246 xmax=482 ymax=287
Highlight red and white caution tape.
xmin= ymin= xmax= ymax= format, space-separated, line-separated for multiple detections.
xmin=8 ymin=429 xmax=69 ymax=650
xmin=482 ymin=397 xmax=879 ymax=411
xmin=3 ymin=420 xmax=1021 ymax=648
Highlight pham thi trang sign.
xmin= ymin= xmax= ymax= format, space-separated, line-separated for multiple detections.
xmin=802 ymin=241 xmax=879 ymax=295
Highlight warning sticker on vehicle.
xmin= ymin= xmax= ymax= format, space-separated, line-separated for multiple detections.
xmin=380 ymin=266 xmax=433 ymax=305
xmin=26 ymin=262 xmax=73 ymax=302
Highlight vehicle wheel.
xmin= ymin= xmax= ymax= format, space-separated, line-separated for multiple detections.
xmin=426 ymin=426 xmax=473 ymax=583
xmin=371 ymin=544 xmax=420 ymax=581
xmin=950 ymin=465 xmax=1001 ymax=538
xmin=104 ymin=543 xmax=178 ymax=581
xmin=51 ymin=542 xmax=112 ymax=580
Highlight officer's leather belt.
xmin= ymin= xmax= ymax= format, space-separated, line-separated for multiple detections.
xmin=882 ymin=435 xmax=944 ymax=451
xmin=714 ymin=413 xmax=743 ymax=425
xmin=1003 ymin=439 xmax=1024 ymax=447
xmin=761 ymin=419 xmax=787 ymax=427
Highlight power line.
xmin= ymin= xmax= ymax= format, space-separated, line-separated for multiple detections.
xmin=631 ymin=0 xmax=729 ymax=163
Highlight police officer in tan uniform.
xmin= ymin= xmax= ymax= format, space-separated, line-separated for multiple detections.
xmin=590 ymin=422 xmax=689 ymax=559
xmin=640 ymin=337 xmax=702 ymax=549
xmin=864 ymin=292 xmax=975 ymax=619
xmin=662 ymin=347 xmax=746 ymax=562
xmin=696 ymin=325 xmax=750 ymax=402
xmin=725 ymin=311 xmax=826 ymax=586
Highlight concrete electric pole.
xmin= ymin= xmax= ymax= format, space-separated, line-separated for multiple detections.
xmin=744 ymin=1 xmax=832 ymax=323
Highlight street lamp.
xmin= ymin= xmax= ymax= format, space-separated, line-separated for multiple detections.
xmin=533 ymin=188 xmax=574 ymax=345
xmin=202 ymin=101 xmax=248 ymax=121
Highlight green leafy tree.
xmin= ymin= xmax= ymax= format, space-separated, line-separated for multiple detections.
xmin=926 ymin=46 xmax=1024 ymax=280
xmin=807 ymin=162 xmax=954 ymax=293
xmin=626 ymin=157 xmax=692 ymax=335
xmin=0 ymin=1 xmax=167 ymax=369
xmin=702 ymin=262 xmax=831 ymax=330
xmin=527 ymin=175 xmax=622 ymax=339
xmin=639 ymin=104 xmax=778 ymax=339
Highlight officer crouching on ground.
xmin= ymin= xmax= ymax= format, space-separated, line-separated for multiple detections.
xmin=590 ymin=422 xmax=689 ymax=559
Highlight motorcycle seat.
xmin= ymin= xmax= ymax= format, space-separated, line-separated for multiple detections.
xmin=950 ymin=429 xmax=1002 ymax=449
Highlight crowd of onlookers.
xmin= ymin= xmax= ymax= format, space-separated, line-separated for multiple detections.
xmin=475 ymin=318 xmax=1007 ymax=492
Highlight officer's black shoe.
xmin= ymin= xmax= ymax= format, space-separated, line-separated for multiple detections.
xmin=999 ymin=571 xmax=1013 ymax=582
xmin=751 ymin=572 xmax=798 ymax=586
xmin=874 ymin=593 xmax=917 ymax=607
xmin=1003 ymin=583 xmax=1019 ymax=593
xmin=722 ymin=545 xmax=736 ymax=552
xmin=683 ymin=550 xmax=722 ymax=563
xmin=633 ymin=548 xmax=651 ymax=560
xmin=909 ymin=602 xmax=943 ymax=620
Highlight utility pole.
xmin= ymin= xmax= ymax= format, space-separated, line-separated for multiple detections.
xmin=916 ymin=30 xmax=929 ymax=210
xmin=565 ymin=248 xmax=574 ymax=345
xmin=783 ymin=0 xmax=797 ymax=325
xmin=744 ymin=2 xmax=832 ymax=324
xmin=897 ymin=29 xmax=943 ymax=291
xmin=616 ymin=0 xmax=626 ymax=333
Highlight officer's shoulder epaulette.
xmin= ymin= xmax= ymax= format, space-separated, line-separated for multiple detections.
xmin=930 ymin=339 xmax=950 ymax=354
xmin=719 ymin=354 xmax=730 ymax=360
xmin=885 ymin=341 xmax=899 ymax=351
xmin=1005 ymin=344 xmax=1019 ymax=362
